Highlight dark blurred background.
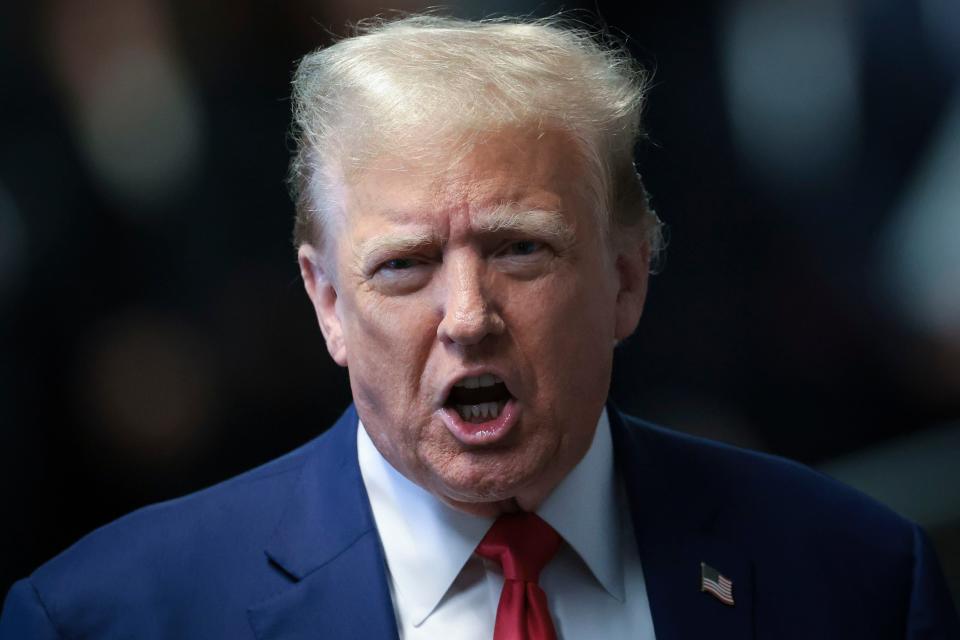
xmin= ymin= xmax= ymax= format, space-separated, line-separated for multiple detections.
xmin=2 ymin=0 xmax=958 ymax=608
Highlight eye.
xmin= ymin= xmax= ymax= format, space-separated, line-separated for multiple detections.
xmin=369 ymin=255 xmax=433 ymax=295
xmin=381 ymin=257 xmax=418 ymax=271
xmin=502 ymin=240 xmax=544 ymax=257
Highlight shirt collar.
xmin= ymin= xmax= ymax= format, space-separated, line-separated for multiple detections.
xmin=357 ymin=408 xmax=623 ymax=627
xmin=537 ymin=408 xmax=624 ymax=602
xmin=358 ymin=422 xmax=493 ymax=626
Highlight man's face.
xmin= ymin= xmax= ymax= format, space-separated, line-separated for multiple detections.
xmin=300 ymin=129 xmax=649 ymax=515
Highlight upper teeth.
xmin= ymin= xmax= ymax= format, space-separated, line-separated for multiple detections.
xmin=455 ymin=373 xmax=501 ymax=389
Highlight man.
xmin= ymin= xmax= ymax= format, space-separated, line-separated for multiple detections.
xmin=2 ymin=15 xmax=957 ymax=640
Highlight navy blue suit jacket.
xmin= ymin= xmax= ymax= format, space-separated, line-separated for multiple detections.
xmin=2 ymin=405 xmax=958 ymax=638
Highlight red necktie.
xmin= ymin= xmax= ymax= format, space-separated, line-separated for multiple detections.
xmin=475 ymin=512 xmax=563 ymax=640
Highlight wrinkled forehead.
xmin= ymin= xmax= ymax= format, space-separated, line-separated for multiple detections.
xmin=335 ymin=126 xmax=595 ymax=226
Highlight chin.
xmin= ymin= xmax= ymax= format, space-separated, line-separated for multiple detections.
xmin=430 ymin=453 xmax=548 ymax=506
xmin=440 ymin=495 xmax=521 ymax=518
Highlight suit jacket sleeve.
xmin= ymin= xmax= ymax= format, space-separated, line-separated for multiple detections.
xmin=908 ymin=524 xmax=960 ymax=639
xmin=0 ymin=579 xmax=62 ymax=640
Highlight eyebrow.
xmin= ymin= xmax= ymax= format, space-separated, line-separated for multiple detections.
xmin=354 ymin=229 xmax=441 ymax=268
xmin=353 ymin=204 xmax=577 ymax=271
xmin=471 ymin=204 xmax=576 ymax=247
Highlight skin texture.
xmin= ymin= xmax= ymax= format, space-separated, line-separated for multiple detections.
xmin=299 ymin=128 xmax=650 ymax=517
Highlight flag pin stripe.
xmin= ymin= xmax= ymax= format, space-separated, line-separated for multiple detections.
xmin=700 ymin=562 xmax=735 ymax=606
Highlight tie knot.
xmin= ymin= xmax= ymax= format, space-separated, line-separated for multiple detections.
xmin=476 ymin=512 xmax=562 ymax=583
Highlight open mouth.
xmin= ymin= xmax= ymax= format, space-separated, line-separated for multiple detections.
xmin=445 ymin=373 xmax=514 ymax=423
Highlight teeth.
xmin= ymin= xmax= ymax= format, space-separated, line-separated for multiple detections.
xmin=454 ymin=374 xmax=502 ymax=389
xmin=455 ymin=402 xmax=503 ymax=423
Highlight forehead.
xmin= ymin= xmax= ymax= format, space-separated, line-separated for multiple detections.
xmin=339 ymin=128 xmax=591 ymax=229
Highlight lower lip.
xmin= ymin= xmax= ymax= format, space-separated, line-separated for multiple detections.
xmin=439 ymin=399 xmax=519 ymax=446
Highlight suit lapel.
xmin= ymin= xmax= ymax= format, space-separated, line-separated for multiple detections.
xmin=248 ymin=406 xmax=399 ymax=640
xmin=609 ymin=407 xmax=755 ymax=640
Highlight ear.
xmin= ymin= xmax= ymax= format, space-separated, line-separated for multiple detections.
xmin=298 ymin=244 xmax=348 ymax=367
xmin=613 ymin=229 xmax=651 ymax=342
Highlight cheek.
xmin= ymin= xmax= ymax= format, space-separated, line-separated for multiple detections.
xmin=505 ymin=266 xmax=616 ymax=391
xmin=341 ymin=292 xmax=437 ymax=410
xmin=516 ymin=263 xmax=615 ymax=341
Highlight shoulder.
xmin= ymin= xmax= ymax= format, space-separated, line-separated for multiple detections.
xmin=612 ymin=412 xmax=960 ymax=635
xmin=11 ymin=410 xmax=356 ymax=637
xmin=614 ymin=410 xmax=916 ymax=557
xmin=35 ymin=432 xmax=313 ymax=573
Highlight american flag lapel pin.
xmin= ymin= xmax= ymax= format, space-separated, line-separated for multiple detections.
xmin=700 ymin=562 xmax=735 ymax=606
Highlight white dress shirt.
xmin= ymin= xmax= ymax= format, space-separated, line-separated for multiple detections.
xmin=357 ymin=409 xmax=657 ymax=639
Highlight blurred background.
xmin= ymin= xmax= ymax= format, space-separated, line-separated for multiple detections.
xmin=1 ymin=0 xmax=958 ymax=608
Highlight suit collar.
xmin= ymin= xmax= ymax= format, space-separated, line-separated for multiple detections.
xmin=249 ymin=406 xmax=399 ymax=640
xmin=608 ymin=405 xmax=755 ymax=640
xmin=261 ymin=405 xmax=371 ymax=579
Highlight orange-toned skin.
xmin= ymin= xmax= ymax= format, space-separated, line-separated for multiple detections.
xmin=299 ymin=129 xmax=650 ymax=517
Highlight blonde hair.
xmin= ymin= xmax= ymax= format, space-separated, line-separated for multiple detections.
xmin=288 ymin=15 xmax=661 ymax=256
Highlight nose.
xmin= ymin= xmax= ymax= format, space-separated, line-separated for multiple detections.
xmin=436 ymin=256 xmax=504 ymax=346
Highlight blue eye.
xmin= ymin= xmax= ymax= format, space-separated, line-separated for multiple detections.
xmin=506 ymin=240 xmax=541 ymax=256
xmin=383 ymin=258 xmax=417 ymax=270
